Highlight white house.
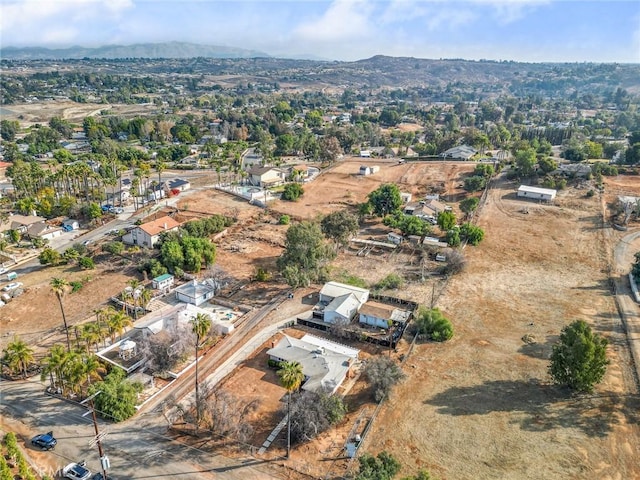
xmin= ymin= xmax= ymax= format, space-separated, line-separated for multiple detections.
xmin=122 ymin=215 xmax=180 ymax=248
xmin=440 ymin=145 xmax=477 ymax=160
xmin=359 ymin=165 xmax=380 ymax=176
xmin=247 ymin=166 xmax=287 ymax=188
xmin=358 ymin=301 xmax=412 ymax=330
xmin=175 ymin=279 xmax=217 ymax=306
xmin=266 ymin=333 xmax=359 ymax=394
xmin=151 ymin=273 xmax=174 ymax=291
xmin=319 ymin=282 xmax=370 ymax=325
xmin=517 ymin=185 xmax=557 ymax=202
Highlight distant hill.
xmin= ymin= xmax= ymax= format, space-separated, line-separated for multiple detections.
xmin=1 ymin=42 xmax=270 ymax=60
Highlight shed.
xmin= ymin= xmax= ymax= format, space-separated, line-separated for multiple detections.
xmin=387 ymin=232 xmax=403 ymax=245
xmin=517 ymin=185 xmax=557 ymax=201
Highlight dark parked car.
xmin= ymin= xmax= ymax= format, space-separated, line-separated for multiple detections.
xmin=31 ymin=431 xmax=57 ymax=450
xmin=91 ymin=473 xmax=114 ymax=480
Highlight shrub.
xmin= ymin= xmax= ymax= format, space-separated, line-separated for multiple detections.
xmin=279 ymin=214 xmax=290 ymax=225
xmin=102 ymin=241 xmax=125 ymax=255
xmin=281 ymin=183 xmax=304 ymax=201
xmin=254 ymin=267 xmax=271 ymax=282
xmin=374 ymin=273 xmax=404 ymax=290
xmin=415 ymin=307 xmax=454 ymax=341
xmin=78 ymin=256 xmax=95 ymax=269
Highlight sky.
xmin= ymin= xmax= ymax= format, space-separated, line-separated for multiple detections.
xmin=1 ymin=0 xmax=639 ymax=63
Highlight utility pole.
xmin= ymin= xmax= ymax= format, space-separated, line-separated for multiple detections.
xmin=82 ymin=391 xmax=110 ymax=479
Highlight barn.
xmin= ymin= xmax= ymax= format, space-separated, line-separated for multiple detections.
xmin=517 ymin=185 xmax=557 ymax=202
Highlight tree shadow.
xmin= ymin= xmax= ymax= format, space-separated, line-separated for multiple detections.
xmin=571 ymin=278 xmax=613 ymax=292
xmin=518 ymin=334 xmax=558 ymax=360
xmin=425 ymin=380 xmax=618 ymax=438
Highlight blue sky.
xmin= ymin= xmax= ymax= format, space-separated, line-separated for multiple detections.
xmin=1 ymin=0 xmax=639 ymax=62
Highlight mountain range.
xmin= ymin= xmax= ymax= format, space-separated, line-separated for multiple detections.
xmin=1 ymin=42 xmax=270 ymax=60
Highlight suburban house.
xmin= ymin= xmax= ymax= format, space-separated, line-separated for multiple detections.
xmin=7 ymin=214 xmax=47 ymax=234
xmin=318 ymin=282 xmax=369 ymax=325
xmin=358 ymin=301 xmax=412 ymax=330
xmin=164 ymin=178 xmax=191 ymax=193
xmin=517 ymin=185 xmax=557 ymax=202
xmin=247 ymin=166 xmax=287 ymax=188
xmin=151 ymin=273 xmax=174 ymax=291
xmin=439 ymin=145 xmax=477 ymax=160
xmin=174 ymin=279 xmax=217 ymax=306
xmin=267 ymin=333 xmax=359 ymax=394
xmin=122 ymin=215 xmax=180 ymax=248
xmin=289 ymin=165 xmax=311 ymax=182
xmin=554 ymin=163 xmax=592 ymax=177
xmin=26 ymin=222 xmax=63 ymax=241
xmin=404 ymin=199 xmax=449 ymax=219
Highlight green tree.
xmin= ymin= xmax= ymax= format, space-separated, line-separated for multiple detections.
xmin=78 ymin=256 xmax=95 ymax=269
xmin=460 ymin=222 xmax=485 ymax=246
xmin=8 ymin=229 xmax=21 ymax=245
xmin=0 ymin=120 xmax=19 ymax=141
xmin=460 ymin=197 xmax=479 ymax=218
xmin=415 ymin=307 xmax=454 ymax=341
xmin=437 ymin=210 xmax=456 ymax=231
xmin=537 ymin=156 xmax=558 ymax=174
xmin=321 ymin=210 xmax=359 ymax=248
xmin=51 ymin=277 xmax=72 ymax=352
xmin=549 ymin=320 xmax=608 ymax=393
xmin=190 ymin=312 xmax=212 ymax=432
xmin=367 ymin=184 xmax=402 ymax=217
xmin=515 ymin=148 xmax=537 ymax=177
xmin=88 ymin=368 xmax=143 ymax=422
xmin=277 ymin=360 xmax=305 ymax=458
xmin=39 ymin=247 xmax=62 ymax=266
xmin=463 ymin=175 xmax=487 ymax=192
xmin=281 ymin=183 xmax=304 ymax=201
xmin=277 ymin=221 xmax=335 ymax=287
xmin=2 ymin=336 xmax=34 ymax=379
xmin=355 ymin=451 xmax=401 ymax=480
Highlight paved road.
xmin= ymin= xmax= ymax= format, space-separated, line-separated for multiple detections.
xmin=0 ymin=378 xmax=276 ymax=479
xmin=612 ymin=229 xmax=640 ymax=385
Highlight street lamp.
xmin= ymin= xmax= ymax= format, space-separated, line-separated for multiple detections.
xmin=81 ymin=391 xmax=110 ymax=479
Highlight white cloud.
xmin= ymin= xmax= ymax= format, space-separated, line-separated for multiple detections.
xmin=292 ymin=0 xmax=375 ymax=42
xmin=1 ymin=0 xmax=134 ymax=46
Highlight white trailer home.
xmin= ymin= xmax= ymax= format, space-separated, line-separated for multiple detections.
xmin=517 ymin=185 xmax=557 ymax=202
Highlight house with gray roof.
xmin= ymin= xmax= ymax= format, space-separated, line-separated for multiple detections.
xmin=267 ymin=333 xmax=359 ymax=394
xmin=439 ymin=145 xmax=477 ymax=160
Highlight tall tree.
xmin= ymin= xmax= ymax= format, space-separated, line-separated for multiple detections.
xmin=190 ymin=312 xmax=212 ymax=432
xmin=367 ymin=184 xmax=402 ymax=217
xmin=277 ymin=360 xmax=305 ymax=458
xmin=321 ymin=210 xmax=359 ymax=248
xmin=51 ymin=277 xmax=72 ymax=352
xmin=549 ymin=320 xmax=608 ymax=393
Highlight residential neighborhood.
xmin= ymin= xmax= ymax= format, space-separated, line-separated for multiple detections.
xmin=0 ymin=43 xmax=639 ymax=480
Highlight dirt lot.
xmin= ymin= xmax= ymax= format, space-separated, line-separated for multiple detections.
xmin=2 ymin=100 xmax=158 ymax=127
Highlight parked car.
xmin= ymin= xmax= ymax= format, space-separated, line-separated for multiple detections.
xmin=62 ymin=461 xmax=92 ymax=480
xmin=30 ymin=431 xmax=57 ymax=450
xmin=0 ymin=267 xmax=7 ymax=275
xmin=108 ymin=207 xmax=124 ymax=214
xmin=83 ymin=239 xmax=93 ymax=246
xmin=3 ymin=282 xmax=23 ymax=292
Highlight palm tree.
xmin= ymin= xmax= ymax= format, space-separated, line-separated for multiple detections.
xmin=82 ymin=354 xmax=105 ymax=389
xmin=51 ymin=277 xmax=72 ymax=352
xmin=41 ymin=344 xmax=67 ymax=391
xmin=80 ymin=322 xmax=102 ymax=352
xmin=190 ymin=313 xmax=212 ymax=432
xmin=277 ymin=360 xmax=304 ymax=459
xmin=106 ymin=310 xmax=132 ymax=342
xmin=2 ymin=336 xmax=34 ymax=379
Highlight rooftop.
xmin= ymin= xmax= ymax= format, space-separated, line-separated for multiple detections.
xmin=139 ymin=215 xmax=180 ymax=236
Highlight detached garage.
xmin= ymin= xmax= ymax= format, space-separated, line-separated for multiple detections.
xmin=517 ymin=185 xmax=557 ymax=202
